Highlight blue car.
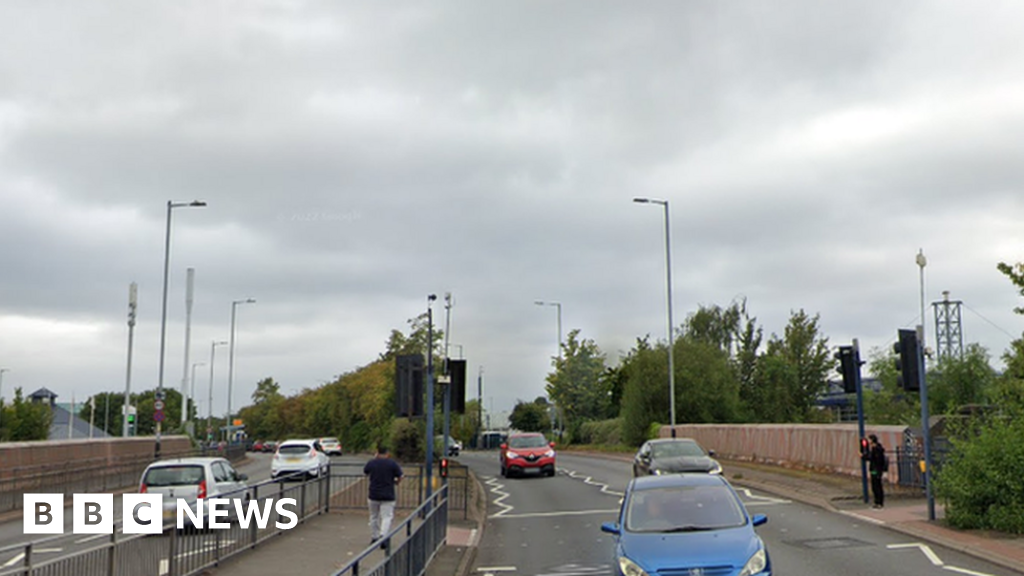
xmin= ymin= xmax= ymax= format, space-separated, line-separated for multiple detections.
xmin=601 ymin=474 xmax=771 ymax=576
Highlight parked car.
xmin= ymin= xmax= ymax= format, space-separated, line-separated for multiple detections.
xmin=139 ymin=457 xmax=250 ymax=525
xmin=601 ymin=474 xmax=771 ymax=576
xmin=271 ymin=439 xmax=330 ymax=481
xmin=318 ymin=437 xmax=343 ymax=456
xmin=632 ymin=438 xmax=722 ymax=476
xmin=499 ymin=433 xmax=556 ymax=477
xmin=261 ymin=441 xmax=277 ymax=453
xmin=252 ymin=440 xmax=264 ymax=452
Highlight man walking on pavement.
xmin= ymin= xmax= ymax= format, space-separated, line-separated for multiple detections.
xmin=364 ymin=443 xmax=403 ymax=544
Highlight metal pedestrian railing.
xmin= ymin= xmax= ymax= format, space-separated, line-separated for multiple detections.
xmin=329 ymin=484 xmax=449 ymax=576
xmin=326 ymin=461 xmax=469 ymax=519
xmin=894 ymin=445 xmax=949 ymax=489
xmin=0 ymin=468 xmax=330 ymax=576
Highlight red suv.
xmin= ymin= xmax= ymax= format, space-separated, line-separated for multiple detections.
xmin=500 ymin=433 xmax=556 ymax=477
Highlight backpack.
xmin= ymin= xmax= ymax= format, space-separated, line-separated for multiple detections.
xmin=882 ymin=451 xmax=890 ymax=473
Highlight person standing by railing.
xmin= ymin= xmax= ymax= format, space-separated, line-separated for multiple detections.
xmin=364 ymin=444 xmax=403 ymax=545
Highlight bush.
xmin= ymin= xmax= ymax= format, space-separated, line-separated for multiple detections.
xmin=934 ymin=413 xmax=1024 ymax=533
xmin=576 ymin=418 xmax=623 ymax=446
xmin=389 ymin=418 xmax=423 ymax=463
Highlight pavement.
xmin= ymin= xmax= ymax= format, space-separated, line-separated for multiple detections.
xmin=196 ymin=453 xmax=1024 ymax=576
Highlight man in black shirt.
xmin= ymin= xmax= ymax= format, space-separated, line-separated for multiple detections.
xmin=364 ymin=444 xmax=404 ymax=543
xmin=862 ymin=434 xmax=887 ymax=508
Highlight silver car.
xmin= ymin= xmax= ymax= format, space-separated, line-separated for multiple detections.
xmin=139 ymin=457 xmax=250 ymax=525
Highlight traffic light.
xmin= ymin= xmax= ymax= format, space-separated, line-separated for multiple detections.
xmin=395 ymin=354 xmax=425 ymax=417
xmin=860 ymin=437 xmax=869 ymax=456
xmin=448 ymin=359 xmax=467 ymax=415
xmin=127 ymin=412 xmax=136 ymax=436
xmin=835 ymin=345 xmax=859 ymax=394
xmin=439 ymin=457 xmax=449 ymax=479
xmin=893 ymin=328 xmax=922 ymax=391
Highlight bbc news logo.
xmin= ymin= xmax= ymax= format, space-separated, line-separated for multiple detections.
xmin=24 ymin=494 xmax=299 ymax=534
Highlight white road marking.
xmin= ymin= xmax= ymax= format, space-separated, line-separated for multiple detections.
xmin=492 ymin=509 xmax=619 ymax=520
xmin=888 ymin=543 xmax=943 ymax=566
xmin=75 ymin=534 xmax=109 ymax=543
xmin=486 ymin=477 xmax=515 ymax=518
xmin=736 ymin=488 xmax=790 ymax=505
xmin=564 ymin=470 xmax=624 ymax=497
xmin=944 ymin=566 xmax=996 ymax=576
xmin=2 ymin=549 xmax=63 ymax=568
xmin=476 ymin=566 xmax=517 ymax=575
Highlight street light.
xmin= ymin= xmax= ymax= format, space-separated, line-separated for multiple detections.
xmin=156 ymin=199 xmax=206 ymax=459
xmin=0 ymin=368 xmax=9 ymax=430
xmin=634 ymin=197 xmax=677 ymax=437
xmin=227 ymin=298 xmax=255 ymax=442
xmin=425 ymin=293 xmax=438 ymax=500
xmin=533 ymin=301 xmax=562 ymax=360
xmin=207 ymin=340 xmax=228 ymax=442
xmin=188 ymin=361 xmax=205 ymax=435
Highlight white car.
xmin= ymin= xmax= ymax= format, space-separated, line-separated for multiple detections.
xmin=139 ymin=457 xmax=250 ymax=525
xmin=318 ymin=437 xmax=343 ymax=456
xmin=271 ymin=439 xmax=330 ymax=481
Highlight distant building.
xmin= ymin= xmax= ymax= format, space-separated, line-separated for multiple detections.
xmin=28 ymin=388 xmax=110 ymax=440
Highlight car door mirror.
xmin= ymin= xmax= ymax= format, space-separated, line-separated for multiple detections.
xmin=752 ymin=514 xmax=768 ymax=527
xmin=236 ymin=473 xmax=248 ymax=482
xmin=500 ymin=443 xmax=508 ymax=450
xmin=600 ymin=522 xmax=621 ymax=535
xmin=708 ymin=449 xmax=717 ymax=457
xmin=549 ymin=441 xmax=556 ymax=448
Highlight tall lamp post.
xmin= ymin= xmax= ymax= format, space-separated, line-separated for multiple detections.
xmin=425 ymin=294 xmax=438 ymax=500
xmin=207 ymin=340 xmax=228 ymax=443
xmin=188 ymin=361 xmax=205 ymax=436
xmin=634 ymin=197 xmax=676 ymax=437
xmin=226 ymin=298 xmax=255 ymax=442
xmin=156 ymin=200 xmax=206 ymax=459
xmin=534 ymin=300 xmax=563 ymax=435
xmin=0 ymin=368 xmax=9 ymax=430
xmin=123 ymin=282 xmax=137 ymax=437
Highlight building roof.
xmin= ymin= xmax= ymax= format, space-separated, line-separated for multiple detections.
xmin=29 ymin=387 xmax=59 ymax=400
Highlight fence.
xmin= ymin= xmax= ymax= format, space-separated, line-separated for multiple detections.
xmin=0 ymin=467 xmax=330 ymax=576
xmin=0 ymin=444 xmax=246 ymax=515
xmin=894 ymin=445 xmax=950 ymax=489
xmin=326 ymin=461 xmax=470 ymax=520
xmin=329 ymin=485 xmax=449 ymax=576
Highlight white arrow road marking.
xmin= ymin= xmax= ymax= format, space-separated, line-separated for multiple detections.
xmin=3 ymin=549 xmax=63 ymax=568
xmin=736 ymin=488 xmax=790 ymax=505
xmin=889 ymin=543 xmax=943 ymax=566
xmin=486 ymin=477 xmax=515 ymax=518
xmin=564 ymin=470 xmax=624 ymax=497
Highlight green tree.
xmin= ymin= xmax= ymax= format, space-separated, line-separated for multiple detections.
xmin=545 ymin=329 xmax=608 ymax=436
xmin=620 ymin=337 xmax=669 ymax=446
xmin=864 ymin=347 xmax=920 ymax=425
xmin=509 ymin=400 xmax=552 ymax=432
xmin=761 ymin=310 xmax=831 ymax=422
xmin=928 ymin=344 xmax=997 ymax=414
xmin=996 ymin=261 xmax=1024 ymax=314
xmin=1 ymin=388 xmax=52 ymax=441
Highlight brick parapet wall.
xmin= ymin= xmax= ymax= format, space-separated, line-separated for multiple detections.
xmin=0 ymin=436 xmax=192 ymax=477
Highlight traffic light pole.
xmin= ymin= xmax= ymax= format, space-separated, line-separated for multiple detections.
xmin=853 ymin=340 xmax=869 ymax=504
xmin=916 ymin=326 xmax=936 ymax=521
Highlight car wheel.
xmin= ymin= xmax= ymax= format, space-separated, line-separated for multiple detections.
xmin=548 ymin=468 xmax=556 ymax=477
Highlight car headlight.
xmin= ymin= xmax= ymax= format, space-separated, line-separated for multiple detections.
xmin=617 ymin=557 xmax=649 ymax=576
xmin=544 ymin=449 xmax=555 ymax=458
xmin=709 ymin=462 xmax=723 ymax=475
xmin=652 ymin=469 xmax=664 ymax=475
xmin=738 ymin=548 xmax=767 ymax=576
xmin=507 ymin=451 xmax=520 ymax=459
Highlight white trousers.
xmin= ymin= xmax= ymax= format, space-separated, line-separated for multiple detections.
xmin=368 ymin=499 xmax=396 ymax=540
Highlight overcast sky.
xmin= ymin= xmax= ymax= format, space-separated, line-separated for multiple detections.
xmin=2 ymin=2 xmax=1024 ymax=423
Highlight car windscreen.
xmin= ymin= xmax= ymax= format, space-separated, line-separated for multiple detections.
xmin=626 ymin=485 xmax=746 ymax=533
xmin=278 ymin=445 xmax=312 ymax=455
xmin=321 ymin=438 xmax=339 ymax=445
xmin=143 ymin=465 xmax=204 ymax=487
xmin=651 ymin=441 xmax=706 ymax=459
xmin=509 ymin=435 xmax=548 ymax=449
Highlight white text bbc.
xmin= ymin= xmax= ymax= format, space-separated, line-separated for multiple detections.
xmin=24 ymin=494 xmax=299 ymax=534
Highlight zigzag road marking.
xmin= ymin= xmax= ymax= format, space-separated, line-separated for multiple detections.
xmin=485 ymin=477 xmax=515 ymax=518
xmin=564 ymin=470 xmax=624 ymax=497
xmin=888 ymin=543 xmax=997 ymax=576
xmin=736 ymin=487 xmax=790 ymax=505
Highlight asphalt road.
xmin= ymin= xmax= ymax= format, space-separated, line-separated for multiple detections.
xmin=458 ymin=450 xmax=1021 ymax=576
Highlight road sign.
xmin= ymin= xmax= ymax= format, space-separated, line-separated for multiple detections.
xmin=154 ymin=400 xmax=165 ymax=411
xmin=154 ymin=410 xmax=165 ymax=422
